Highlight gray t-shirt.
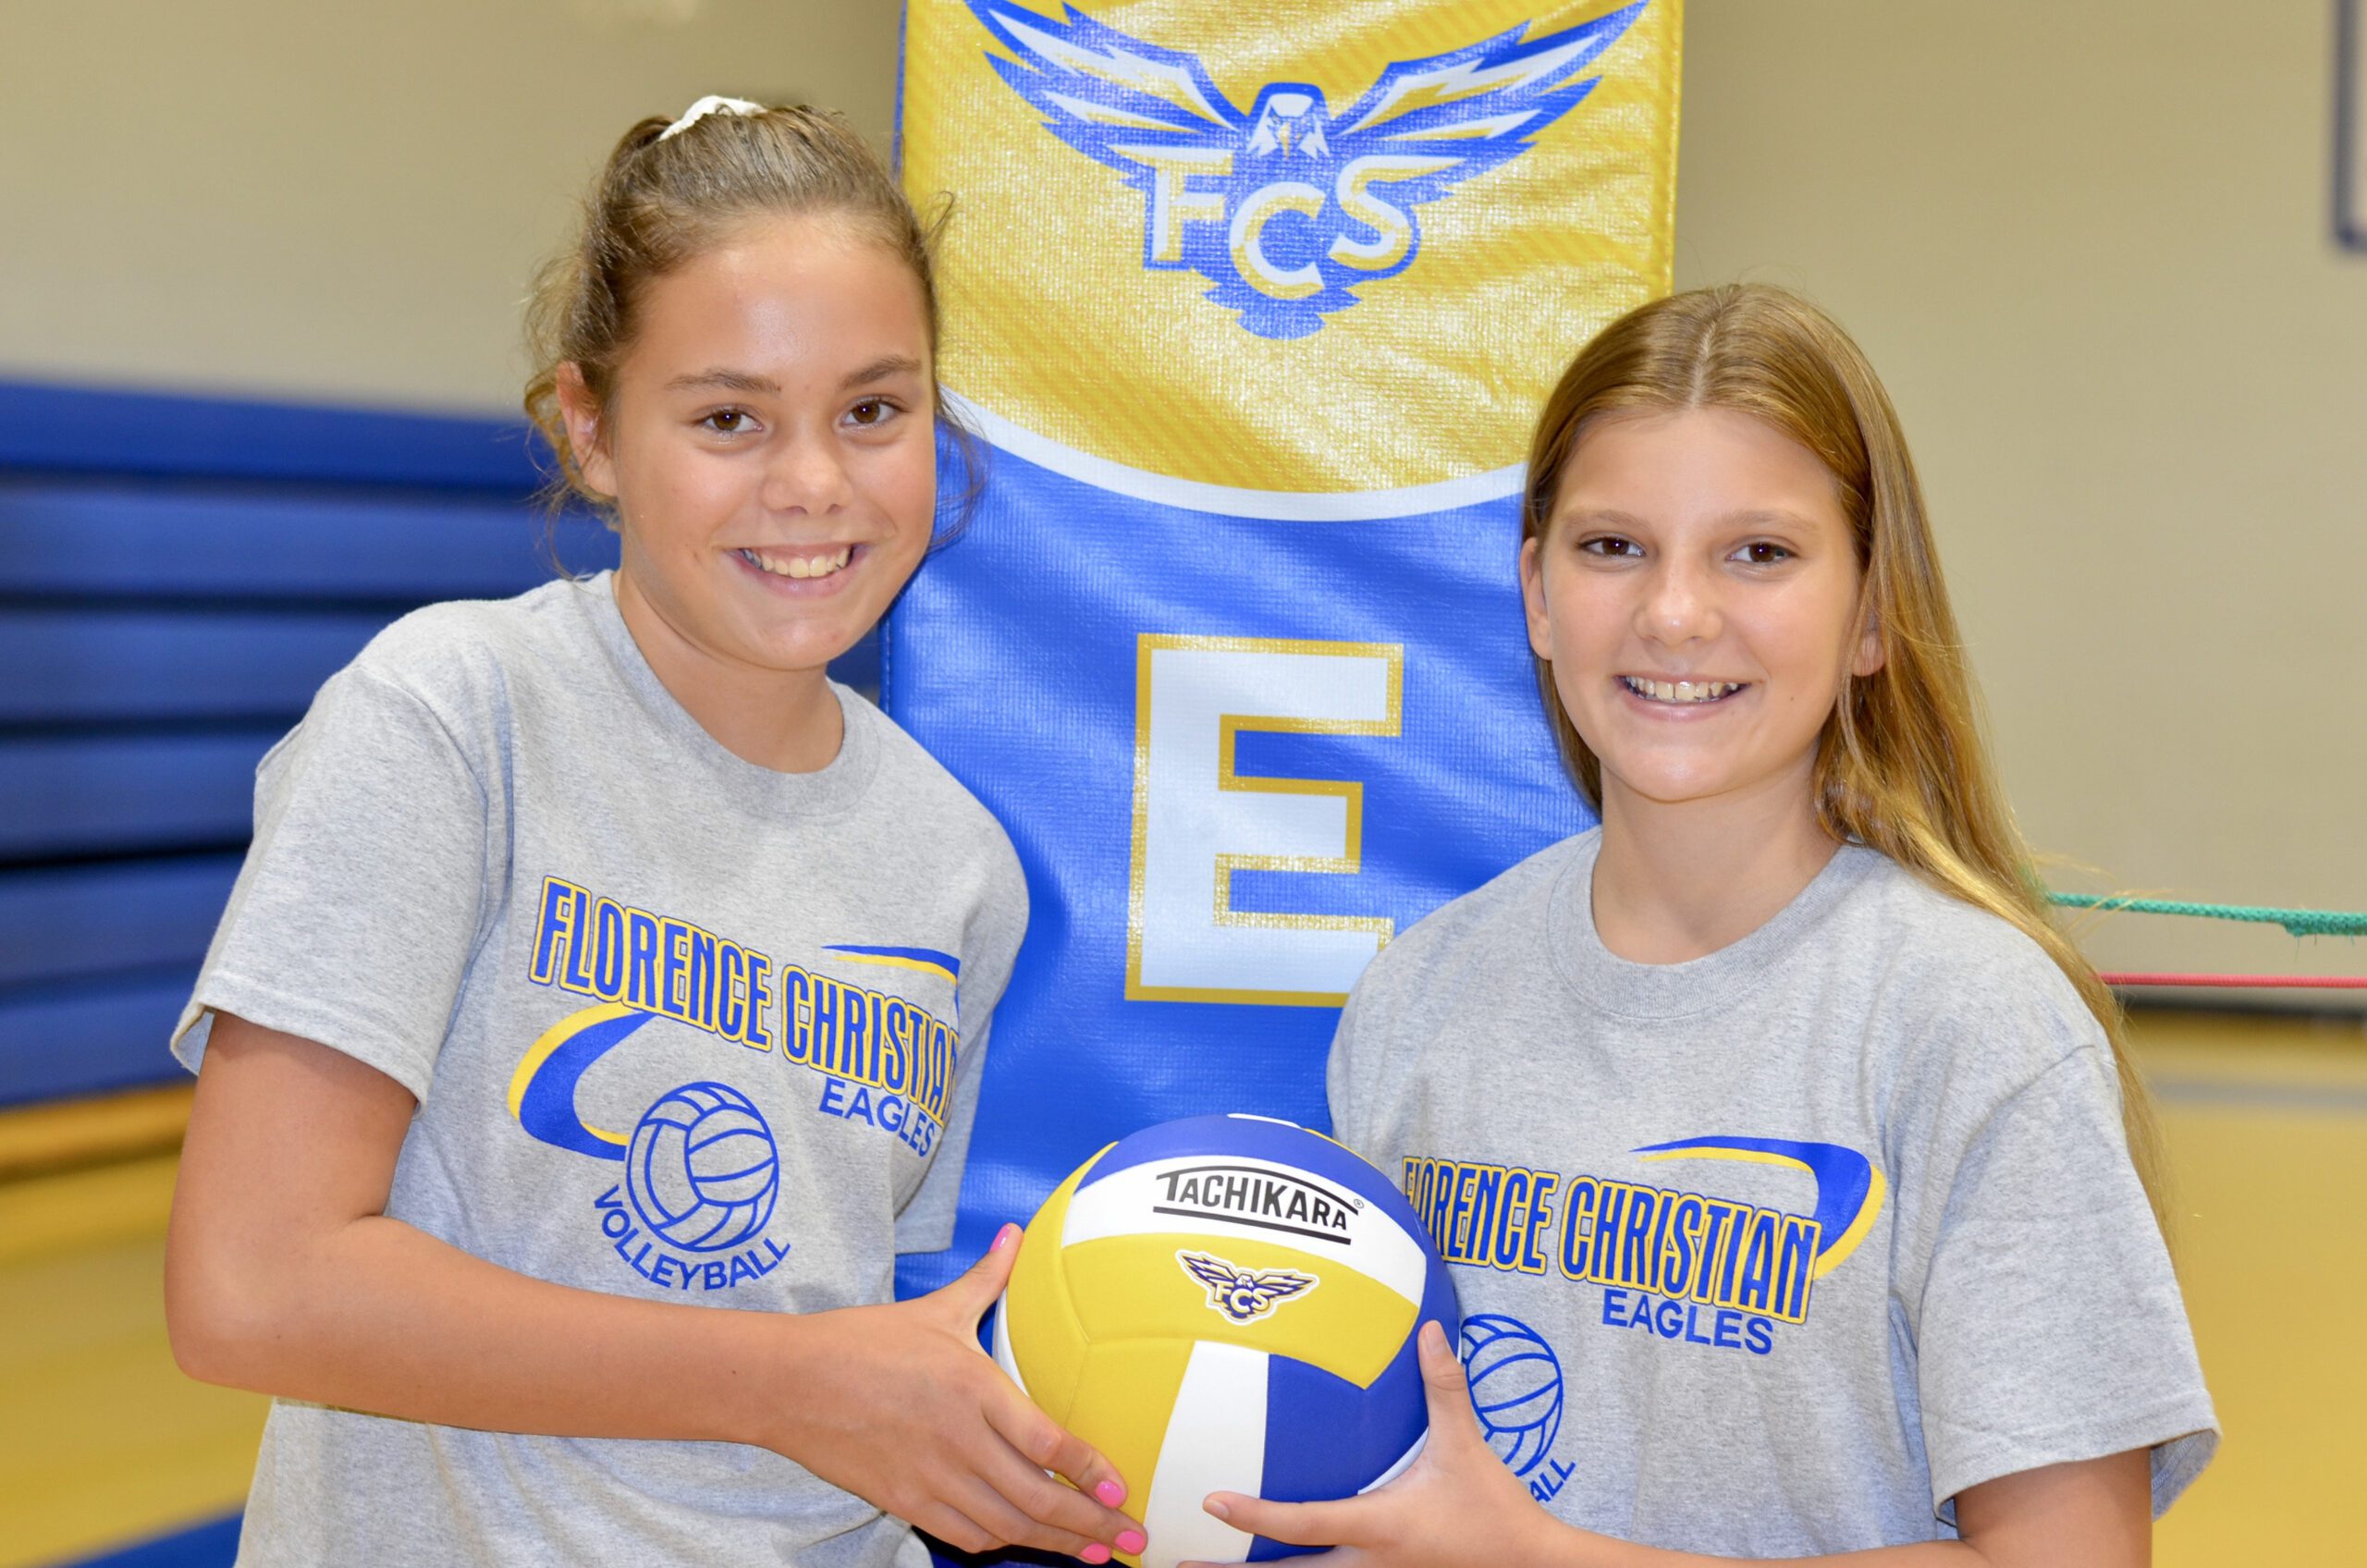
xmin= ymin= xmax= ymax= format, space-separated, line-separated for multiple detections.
xmin=173 ymin=573 xmax=1026 ymax=1568
xmin=1329 ymin=830 xmax=2215 ymax=1557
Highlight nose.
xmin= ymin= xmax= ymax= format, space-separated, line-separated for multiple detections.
xmin=1635 ymin=554 xmax=1721 ymax=647
xmin=758 ymin=427 xmax=853 ymax=516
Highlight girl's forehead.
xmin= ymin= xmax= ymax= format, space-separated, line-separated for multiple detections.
xmin=1555 ymin=407 xmax=1846 ymax=527
xmin=626 ymin=216 xmax=929 ymax=371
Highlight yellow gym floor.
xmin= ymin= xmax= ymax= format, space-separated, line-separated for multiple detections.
xmin=3 ymin=1009 xmax=2361 ymax=1567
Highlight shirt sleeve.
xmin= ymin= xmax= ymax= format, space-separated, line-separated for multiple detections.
xmin=1325 ymin=982 xmax=1373 ymax=1156
xmin=171 ymin=665 xmax=492 ymax=1102
xmin=1909 ymin=1045 xmax=2218 ymax=1520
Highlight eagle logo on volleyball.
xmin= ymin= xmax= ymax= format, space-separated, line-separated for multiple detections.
xmin=1177 ymin=1249 xmax=1318 ymax=1323
xmin=966 ymin=0 xmax=1646 ymax=337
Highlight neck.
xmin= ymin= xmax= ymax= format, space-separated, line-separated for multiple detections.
xmin=611 ymin=569 xmax=843 ymax=773
xmin=1589 ymin=763 xmax=1840 ymax=964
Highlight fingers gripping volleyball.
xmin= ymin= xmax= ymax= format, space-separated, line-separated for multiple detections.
xmin=769 ymin=1222 xmax=1144 ymax=1562
xmin=991 ymin=1114 xmax=1458 ymax=1568
xmin=1194 ymin=1320 xmax=1564 ymax=1568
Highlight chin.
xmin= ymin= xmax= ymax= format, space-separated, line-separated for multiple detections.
xmin=726 ymin=626 xmax=854 ymax=675
xmin=1598 ymin=764 xmax=1745 ymax=810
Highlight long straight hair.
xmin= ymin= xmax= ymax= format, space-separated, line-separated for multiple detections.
xmin=1522 ymin=285 xmax=2166 ymax=1232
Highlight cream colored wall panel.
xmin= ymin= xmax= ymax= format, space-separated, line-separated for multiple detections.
xmin=0 ymin=0 xmax=904 ymax=411
xmin=1675 ymin=2 xmax=2367 ymax=987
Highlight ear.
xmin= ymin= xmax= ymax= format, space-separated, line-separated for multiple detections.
xmin=1519 ymin=535 xmax=1553 ymax=661
xmin=554 ymin=362 xmax=617 ymax=498
xmin=1852 ymin=603 xmax=1886 ymax=679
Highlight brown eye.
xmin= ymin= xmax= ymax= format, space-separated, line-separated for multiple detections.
xmin=847 ymin=398 xmax=889 ymax=427
xmin=701 ymin=410 xmax=751 ymax=435
xmin=1736 ymin=541 xmax=1793 ymax=565
xmin=1580 ymin=535 xmax=1641 ymax=557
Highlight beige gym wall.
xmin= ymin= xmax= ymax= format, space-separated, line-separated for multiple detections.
xmin=3 ymin=0 xmax=2358 ymax=987
xmin=1676 ymin=4 xmax=2366 ymax=989
xmin=0 ymin=0 xmax=898 ymax=412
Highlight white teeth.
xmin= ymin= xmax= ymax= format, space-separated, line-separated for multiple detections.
xmin=741 ymin=546 xmax=854 ymax=580
xmin=1624 ymin=677 xmax=1739 ymax=704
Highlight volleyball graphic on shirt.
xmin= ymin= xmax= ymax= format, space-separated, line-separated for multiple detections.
xmin=991 ymin=1113 xmax=1457 ymax=1567
xmin=1459 ymin=1313 xmax=1564 ymax=1476
xmin=625 ymin=1081 xmax=781 ymax=1253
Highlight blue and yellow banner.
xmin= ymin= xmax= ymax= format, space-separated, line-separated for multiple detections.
xmin=891 ymin=0 xmax=1681 ymax=1294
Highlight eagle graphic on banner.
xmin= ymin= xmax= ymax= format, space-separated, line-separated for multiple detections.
xmin=964 ymin=1 xmax=1647 ymax=338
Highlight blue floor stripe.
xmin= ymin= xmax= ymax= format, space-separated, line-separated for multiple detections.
xmin=58 ymin=1513 xmax=239 ymax=1568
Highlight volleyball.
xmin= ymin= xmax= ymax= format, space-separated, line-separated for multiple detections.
xmin=1459 ymin=1313 xmax=1564 ymax=1477
xmin=991 ymin=1113 xmax=1457 ymax=1568
xmin=624 ymin=1081 xmax=780 ymax=1252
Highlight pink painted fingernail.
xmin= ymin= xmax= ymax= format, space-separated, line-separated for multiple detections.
xmin=992 ymin=1223 xmax=1017 ymax=1252
xmin=1095 ymin=1478 xmax=1126 ymax=1507
xmin=1117 ymin=1528 xmax=1148 ymax=1554
xmin=1081 ymin=1545 xmax=1110 ymax=1564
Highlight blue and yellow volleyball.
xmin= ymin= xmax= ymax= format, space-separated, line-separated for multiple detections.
xmin=992 ymin=1113 xmax=1456 ymax=1567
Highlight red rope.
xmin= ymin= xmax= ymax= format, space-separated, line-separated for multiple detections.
xmin=2102 ymin=972 xmax=2367 ymax=990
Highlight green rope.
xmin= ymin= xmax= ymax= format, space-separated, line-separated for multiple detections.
xmin=2046 ymin=892 xmax=2367 ymax=939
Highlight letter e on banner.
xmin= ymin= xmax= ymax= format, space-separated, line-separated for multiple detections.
xmin=1129 ymin=635 xmax=1402 ymax=1005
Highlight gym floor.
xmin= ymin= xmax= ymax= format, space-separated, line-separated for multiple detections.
xmin=4 ymin=1007 xmax=2361 ymax=1567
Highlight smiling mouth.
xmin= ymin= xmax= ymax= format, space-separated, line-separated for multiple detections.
xmin=738 ymin=545 xmax=853 ymax=581
xmin=1620 ymin=676 xmax=1748 ymax=705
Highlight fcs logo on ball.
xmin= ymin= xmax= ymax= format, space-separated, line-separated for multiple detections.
xmin=965 ymin=0 xmax=1645 ymax=338
xmin=1178 ymin=1249 xmax=1318 ymax=1324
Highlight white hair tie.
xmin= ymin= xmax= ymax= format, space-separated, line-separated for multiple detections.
xmin=656 ymin=94 xmax=766 ymax=141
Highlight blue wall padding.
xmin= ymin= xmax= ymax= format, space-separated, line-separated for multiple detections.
xmin=0 ymin=974 xmax=197 ymax=1105
xmin=0 ymin=375 xmax=889 ymax=1108
xmin=0 ymin=378 xmax=617 ymax=1107
xmin=0 ymin=610 xmax=398 ymax=723
xmin=0 ymin=731 xmax=283 ymax=863
xmin=0 ymin=482 xmax=600 ymax=601
xmin=0 ymin=857 xmax=242 ymax=989
xmin=0 ymin=376 xmax=541 ymax=489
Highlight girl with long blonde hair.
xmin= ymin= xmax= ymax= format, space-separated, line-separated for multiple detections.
xmin=1196 ymin=286 xmax=2215 ymax=1567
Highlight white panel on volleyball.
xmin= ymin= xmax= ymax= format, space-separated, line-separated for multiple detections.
xmin=1142 ymin=1340 xmax=1267 ymax=1568
xmin=989 ymin=1299 xmax=1026 ymax=1396
xmin=1061 ymin=1154 xmax=1429 ymax=1306
xmin=1360 ymin=1429 xmax=1427 ymax=1493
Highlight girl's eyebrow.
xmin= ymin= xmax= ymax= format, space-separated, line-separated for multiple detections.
xmin=1556 ymin=506 xmax=1824 ymax=532
xmin=1554 ymin=506 xmax=1648 ymax=530
xmin=838 ymin=353 xmax=926 ymax=390
xmin=664 ymin=368 xmax=779 ymax=394
xmin=1721 ymin=508 xmax=1822 ymax=533
xmin=660 ymin=356 xmax=925 ymax=396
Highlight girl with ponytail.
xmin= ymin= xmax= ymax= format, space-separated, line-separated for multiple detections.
xmin=166 ymin=98 xmax=1143 ymax=1568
